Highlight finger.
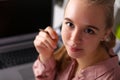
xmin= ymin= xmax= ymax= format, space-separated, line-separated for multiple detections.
xmin=39 ymin=30 xmax=57 ymax=49
xmin=34 ymin=35 xmax=54 ymax=53
xmin=34 ymin=35 xmax=47 ymax=48
xmin=45 ymin=26 xmax=59 ymax=41
xmin=34 ymin=40 xmax=47 ymax=54
xmin=39 ymin=36 xmax=54 ymax=51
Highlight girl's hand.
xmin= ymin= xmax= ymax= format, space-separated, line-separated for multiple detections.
xmin=34 ymin=26 xmax=58 ymax=63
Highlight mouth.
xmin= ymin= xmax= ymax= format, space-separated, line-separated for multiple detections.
xmin=69 ymin=46 xmax=83 ymax=52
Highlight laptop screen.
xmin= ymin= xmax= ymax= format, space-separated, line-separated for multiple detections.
xmin=0 ymin=0 xmax=54 ymax=71
xmin=0 ymin=0 xmax=54 ymax=38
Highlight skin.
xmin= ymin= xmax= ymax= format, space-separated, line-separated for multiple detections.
xmin=34 ymin=27 xmax=58 ymax=63
xmin=34 ymin=0 xmax=112 ymax=76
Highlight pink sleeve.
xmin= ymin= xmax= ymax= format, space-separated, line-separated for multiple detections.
xmin=33 ymin=57 xmax=56 ymax=80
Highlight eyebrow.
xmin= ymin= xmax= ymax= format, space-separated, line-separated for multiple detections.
xmin=64 ymin=17 xmax=99 ymax=31
xmin=87 ymin=25 xmax=99 ymax=31
xmin=64 ymin=18 xmax=73 ymax=22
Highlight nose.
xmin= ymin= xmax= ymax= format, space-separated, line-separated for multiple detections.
xmin=70 ymin=29 xmax=83 ymax=43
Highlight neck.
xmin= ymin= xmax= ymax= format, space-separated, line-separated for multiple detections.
xmin=76 ymin=46 xmax=110 ymax=70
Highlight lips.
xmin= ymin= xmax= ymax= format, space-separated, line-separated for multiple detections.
xmin=69 ymin=46 xmax=83 ymax=52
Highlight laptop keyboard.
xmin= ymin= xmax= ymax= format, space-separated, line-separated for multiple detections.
xmin=0 ymin=47 xmax=38 ymax=69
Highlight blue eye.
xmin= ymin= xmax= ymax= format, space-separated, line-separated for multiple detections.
xmin=65 ymin=22 xmax=74 ymax=28
xmin=84 ymin=28 xmax=95 ymax=34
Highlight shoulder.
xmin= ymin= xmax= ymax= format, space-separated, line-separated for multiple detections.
xmin=86 ymin=55 xmax=120 ymax=80
xmin=105 ymin=56 xmax=120 ymax=80
xmin=113 ymin=65 xmax=120 ymax=80
xmin=98 ymin=56 xmax=120 ymax=80
xmin=94 ymin=64 xmax=120 ymax=80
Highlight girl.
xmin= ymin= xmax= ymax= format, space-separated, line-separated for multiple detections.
xmin=33 ymin=0 xmax=120 ymax=80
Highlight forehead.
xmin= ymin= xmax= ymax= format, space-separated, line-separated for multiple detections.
xmin=65 ymin=0 xmax=106 ymax=28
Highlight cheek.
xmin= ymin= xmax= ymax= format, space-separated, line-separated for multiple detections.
xmin=84 ymin=36 xmax=101 ymax=50
xmin=61 ymin=26 xmax=70 ymax=41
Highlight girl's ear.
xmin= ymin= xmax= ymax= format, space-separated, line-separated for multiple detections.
xmin=104 ymin=29 xmax=112 ymax=42
xmin=101 ymin=28 xmax=112 ymax=41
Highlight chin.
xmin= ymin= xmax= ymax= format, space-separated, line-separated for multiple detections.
xmin=67 ymin=51 xmax=83 ymax=59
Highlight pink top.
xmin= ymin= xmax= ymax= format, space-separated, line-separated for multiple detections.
xmin=33 ymin=55 xmax=120 ymax=80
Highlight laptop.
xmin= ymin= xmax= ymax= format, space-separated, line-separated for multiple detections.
xmin=0 ymin=0 xmax=54 ymax=80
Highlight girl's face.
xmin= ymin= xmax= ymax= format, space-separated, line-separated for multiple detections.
xmin=61 ymin=0 xmax=111 ymax=58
